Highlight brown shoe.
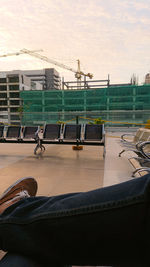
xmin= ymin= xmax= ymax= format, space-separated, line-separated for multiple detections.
xmin=0 ymin=177 xmax=38 ymax=214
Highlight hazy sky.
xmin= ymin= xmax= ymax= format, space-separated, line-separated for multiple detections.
xmin=0 ymin=0 xmax=150 ymax=84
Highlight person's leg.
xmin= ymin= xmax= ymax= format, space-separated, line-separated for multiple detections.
xmin=0 ymin=253 xmax=71 ymax=267
xmin=0 ymin=253 xmax=43 ymax=267
xmin=0 ymin=175 xmax=150 ymax=266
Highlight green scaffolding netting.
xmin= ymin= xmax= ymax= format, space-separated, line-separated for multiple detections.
xmin=20 ymin=84 xmax=150 ymax=125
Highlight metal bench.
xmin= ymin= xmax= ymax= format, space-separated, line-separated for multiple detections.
xmin=23 ymin=126 xmax=39 ymax=140
xmin=63 ymin=124 xmax=82 ymax=142
xmin=82 ymin=124 xmax=105 ymax=157
xmin=34 ymin=124 xmax=105 ymax=157
xmin=119 ymin=128 xmax=150 ymax=157
xmin=0 ymin=126 xmax=22 ymax=143
xmin=34 ymin=124 xmax=62 ymax=154
xmin=6 ymin=126 xmax=21 ymax=140
xmin=128 ymin=141 xmax=150 ymax=177
xmin=129 ymin=157 xmax=150 ymax=177
xmin=0 ymin=125 xmax=41 ymax=154
xmin=43 ymin=124 xmax=62 ymax=141
xmin=120 ymin=128 xmax=144 ymax=144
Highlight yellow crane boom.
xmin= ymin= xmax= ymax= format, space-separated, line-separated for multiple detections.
xmin=0 ymin=48 xmax=93 ymax=80
xmin=20 ymin=49 xmax=93 ymax=80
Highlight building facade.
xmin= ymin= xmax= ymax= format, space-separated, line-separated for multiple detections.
xmin=0 ymin=68 xmax=61 ymax=125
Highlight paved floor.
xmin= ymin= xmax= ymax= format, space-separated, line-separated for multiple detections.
xmin=0 ymin=133 xmax=134 ymax=265
xmin=0 ymin=142 xmax=104 ymax=262
xmin=104 ymin=132 xmax=134 ymax=187
xmin=0 ymin=143 xmax=104 ymax=197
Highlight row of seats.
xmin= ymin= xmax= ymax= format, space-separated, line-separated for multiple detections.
xmin=0 ymin=125 xmax=39 ymax=140
xmin=42 ymin=124 xmax=105 ymax=141
xmin=0 ymin=124 xmax=105 ymax=142
xmin=0 ymin=124 xmax=105 ymax=155
xmin=118 ymin=127 xmax=150 ymax=177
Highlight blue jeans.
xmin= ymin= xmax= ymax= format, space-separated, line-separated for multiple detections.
xmin=0 ymin=174 xmax=150 ymax=267
xmin=0 ymin=253 xmax=43 ymax=267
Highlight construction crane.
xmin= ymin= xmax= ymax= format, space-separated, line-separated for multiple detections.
xmin=21 ymin=49 xmax=93 ymax=81
xmin=0 ymin=49 xmax=43 ymax=58
xmin=0 ymin=49 xmax=93 ymax=83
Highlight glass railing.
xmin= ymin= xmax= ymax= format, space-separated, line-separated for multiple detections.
xmin=17 ymin=110 xmax=150 ymax=127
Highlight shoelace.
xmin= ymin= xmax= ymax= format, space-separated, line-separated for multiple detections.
xmin=5 ymin=190 xmax=30 ymax=204
xmin=16 ymin=190 xmax=30 ymax=198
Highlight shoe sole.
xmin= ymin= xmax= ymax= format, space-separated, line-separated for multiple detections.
xmin=0 ymin=177 xmax=38 ymax=201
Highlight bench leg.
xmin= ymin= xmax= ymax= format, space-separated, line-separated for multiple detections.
xmin=34 ymin=143 xmax=45 ymax=155
xmin=118 ymin=149 xmax=125 ymax=157
xmin=103 ymin=145 xmax=106 ymax=158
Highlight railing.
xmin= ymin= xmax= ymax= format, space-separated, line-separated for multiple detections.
xmin=1 ymin=110 xmax=149 ymax=128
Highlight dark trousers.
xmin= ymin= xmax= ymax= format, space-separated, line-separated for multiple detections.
xmin=0 ymin=175 xmax=150 ymax=266
xmin=0 ymin=253 xmax=43 ymax=267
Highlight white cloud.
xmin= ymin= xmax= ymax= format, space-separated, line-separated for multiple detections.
xmin=0 ymin=0 xmax=149 ymax=83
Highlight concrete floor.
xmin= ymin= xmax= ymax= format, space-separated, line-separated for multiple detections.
xmin=104 ymin=132 xmax=134 ymax=187
xmin=0 ymin=142 xmax=104 ymax=262
xmin=0 ymin=143 xmax=104 ymax=196
xmin=0 ymin=133 xmax=134 ymax=265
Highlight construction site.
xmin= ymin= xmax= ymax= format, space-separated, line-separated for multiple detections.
xmin=0 ymin=49 xmax=149 ymax=128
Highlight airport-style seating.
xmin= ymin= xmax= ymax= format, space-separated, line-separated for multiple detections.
xmin=22 ymin=126 xmax=40 ymax=154
xmin=129 ymin=157 xmax=150 ymax=177
xmin=42 ymin=124 xmax=62 ymax=141
xmin=83 ymin=124 xmax=105 ymax=157
xmin=6 ymin=126 xmax=21 ymax=140
xmin=0 ymin=125 xmax=40 ymax=145
xmin=34 ymin=123 xmax=105 ymax=157
xmin=121 ymin=128 xmax=144 ymax=144
xmin=63 ymin=124 xmax=82 ymax=141
xmin=34 ymin=124 xmax=62 ymax=154
xmin=0 ymin=123 xmax=105 ymax=157
xmin=119 ymin=128 xmax=150 ymax=157
xmin=0 ymin=126 xmax=22 ymax=143
xmin=23 ymin=126 xmax=39 ymax=140
xmin=128 ymin=142 xmax=150 ymax=177
xmin=83 ymin=124 xmax=104 ymax=142
xmin=123 ymin=139 xmax=150 ymax=177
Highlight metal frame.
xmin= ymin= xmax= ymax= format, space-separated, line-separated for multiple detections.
xmin=0 ymin=124 xmax=105 ymax=158
xmin=35 ymin=123 xmax=105 ymax=157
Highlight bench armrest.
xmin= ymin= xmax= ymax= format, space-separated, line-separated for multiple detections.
xmin=121 ymin=133 xmax=134 ymax=143
xmin=137 ymin=141 xmax=150 ymax=159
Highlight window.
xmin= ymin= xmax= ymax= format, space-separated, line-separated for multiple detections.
xmin=10 ymin=115 xmax=20 ymax=120
xmin=0 ymin=100 xmax=7 ymax=106
xmin=0 ymin=85 xmax=7 ymax=91
xmin=0 ymin=78 xmax=6 ymax=83
xmin=10 ymin=100 xmax=20 ymax=105
xmin=0 ymin=115 xmax=8 ymax=119
xmin=0 ymin=108 xmax=7 ymax=111
xmin=9 ymin=92 xmax=20 ymax=98
xmin=8 ymin=76 xmax=19 ymax=83
xmin=9 ymin=85 xmax=19 ymax=91
xmin=0 ymin=93 xmax=7 ymax=98
xmin=10 ymin=107 xmax=18 ymax=112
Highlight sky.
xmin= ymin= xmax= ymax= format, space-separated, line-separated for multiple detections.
xmin=0 ymin=0 xmax=150 ymax=85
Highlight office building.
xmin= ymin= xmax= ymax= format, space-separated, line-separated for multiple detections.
xmin=0 ymin=68 xmax=61 ymax=125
